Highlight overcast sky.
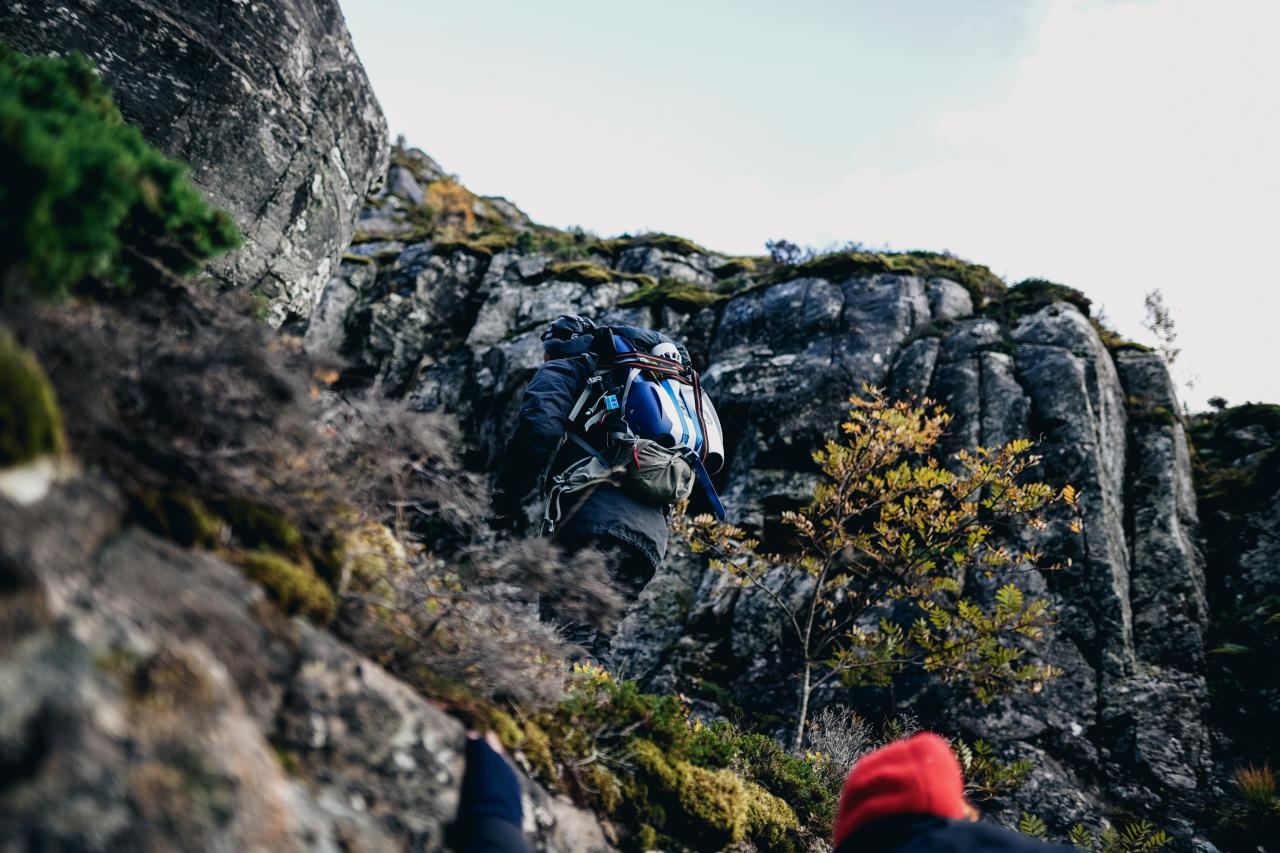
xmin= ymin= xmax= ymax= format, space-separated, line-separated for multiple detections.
xmin=343 ymin=0 xmax=1280 ymax=410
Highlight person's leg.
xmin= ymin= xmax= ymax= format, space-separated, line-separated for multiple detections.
xmin=542 ymin=533 xmax=654 ymax=668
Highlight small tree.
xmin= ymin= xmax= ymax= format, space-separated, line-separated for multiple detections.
xmin=1142 ymin=289 xmax=1180 ymax=366
xmin=765 ymin=238 xmax=805 ymax=265
xmin=679 ymin=389 xmax=1077 ymax=748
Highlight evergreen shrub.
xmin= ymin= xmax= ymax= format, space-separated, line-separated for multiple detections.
xmin=0 ymin=42 xmax=239 ymax=301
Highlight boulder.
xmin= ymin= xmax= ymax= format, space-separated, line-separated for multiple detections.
xmin=0 ymin=476 xmax=612 ymax=851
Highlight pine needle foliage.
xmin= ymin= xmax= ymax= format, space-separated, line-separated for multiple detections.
xmin=679 ymin=388 xmax=1077 ymax=748
xmin=0 ymin=42 xmax=239 ymax=302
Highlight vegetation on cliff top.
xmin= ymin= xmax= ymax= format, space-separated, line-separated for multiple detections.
xmin=759 ymin=244 xmax=1006 ymax=307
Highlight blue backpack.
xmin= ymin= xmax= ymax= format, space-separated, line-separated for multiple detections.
xmin=543 ymin=330 xmax=726 ymax=530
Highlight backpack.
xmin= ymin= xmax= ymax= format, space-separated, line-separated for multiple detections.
xmin=542 ymin=330 xmax=726 ymax=532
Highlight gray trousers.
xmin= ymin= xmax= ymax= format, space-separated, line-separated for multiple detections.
xmin=540 ymin=533 xmax=655 ymax=666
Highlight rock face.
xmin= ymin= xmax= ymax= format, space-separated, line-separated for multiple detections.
xmin=0 ymin=476 xmax=610 ymax=851
xmin=0 ymin=0 xmax=388 ymax=323
xmin=317 ymin=161 xmax=1233 ymax=844
xmin=1185 ymin=402 xmax=1280 ymax=783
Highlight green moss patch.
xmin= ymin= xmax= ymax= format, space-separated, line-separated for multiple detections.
xmin=431 ymin=231 xmax=515 ymax=259
xmin=983 ymin=278 xmax=1091 ymax=322
xmin=633 ymin=739 xmax=751 ymax=848
xmin=598 ymin=233 xmax=709 ymax=259
xmin=517 ymin=668 xmax=817 ymax=852
xmin=0 ymin=327 xmax=65 ymax=466
xmin=768 ymin=249 xmax=1005 ymax=307
xmin=221 ymin=500 xmax=304 ymax=553
xmin=547 ymin=260 xmax=616 ymax=285
xmin=323 ymin=521 xmax=409 ymax=601
xmin=713 ymin=257 xmax=758 ymax=278
xmin=132 ymin=490 xmax=224 ymax=548
xmin=237 ymin=551 xmax=335 ymax=623
xmin=619 ymin=276 xmax=730 ymax=311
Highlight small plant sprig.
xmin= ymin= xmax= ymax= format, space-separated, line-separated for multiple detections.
xmin=1067 ymin=820 xmax=1171 ymax=852
xmin=953 ymin=738 xmax=1033 ymax=802
xmin=1234 ymin=762 xmax=1278 ymax=808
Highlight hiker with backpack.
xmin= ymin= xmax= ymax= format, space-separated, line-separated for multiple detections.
xmin=492 ymin=314 xmax=724 ymax=662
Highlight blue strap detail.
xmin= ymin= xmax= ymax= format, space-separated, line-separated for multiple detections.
xmin=567 ymin=432 xmax=609 ymax=465
xmin=686 ymin=451 xmax=726 ymax=520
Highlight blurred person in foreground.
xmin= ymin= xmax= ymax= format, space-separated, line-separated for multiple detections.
xmin=833 ymin=732 xmax=1076 ymax=853
xmin=451 ymin=731 xmax=530 ymax=853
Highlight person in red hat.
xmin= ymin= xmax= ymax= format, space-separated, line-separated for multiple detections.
xmin=833 ymin=732 xmax=1076 ymax=853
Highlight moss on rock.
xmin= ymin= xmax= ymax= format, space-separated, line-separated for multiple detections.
xmin=597 ymin=233 xmax=708 ymax=259
xmin=237 ymin=551 xmax=335 ymax=623
xmin=632 ymin=739 xmax=750 ymax=848
xmin=0 ymin=327 xmax=65 ymax=466
xmin=619 ymin=276 xmax=729 ymax=311
xmin=325 ymin=520 xmax=409 ymax=600
xmin=584 ymin=764 xmax=623 ymax=816
xmin=633 ymin=824 xmax=658 ymax=852
xmin=518 ymin=719 xmax=556 ymax=782
xmin=133 ymin=490 xmax=224 ymax=548
xmin=547 ymin=260 xmax=616 ymax=285
xmin=745 ymin=781 xmax=802 ymax=853
xmin=769 ymin=249 xmax=1004 ymax=307
xmin=984 ymin=277 xmax=1092 ymax=321
xmin=713 ymin=257 xmax=758 ymax=277
xmin=221 ymin=500 xmax=304 ymax=553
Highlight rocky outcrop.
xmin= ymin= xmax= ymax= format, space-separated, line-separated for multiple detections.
xmin=0 ymin=0 xmax=388 ymax=323
xmin=0 ymin=476 xmax=610 ymax=851
xmin=1186 ymin=403 xmax=1280 ymax=781
xmin=316 ymin=161 xmax=1228 ymax=843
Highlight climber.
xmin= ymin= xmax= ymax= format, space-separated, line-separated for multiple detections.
xmin=833 ymin=732 xmax=1077 ymax=853
xmin=492 ymin=314 xmax=689 ymax=662
xmin=450 ymin=731 xmax=531 ymax=853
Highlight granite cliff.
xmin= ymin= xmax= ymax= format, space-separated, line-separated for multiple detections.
xmin=317 ymin=154 xmax=1220 ymax=844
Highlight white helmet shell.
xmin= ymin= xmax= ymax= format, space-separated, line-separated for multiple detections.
xmin=651 ymin=341 xmax=680 ymax=361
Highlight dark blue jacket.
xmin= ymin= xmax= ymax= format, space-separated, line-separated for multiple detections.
xmin=454 ymin=737 xmax=530 ymax=853
xmin=494 ymin=354 xmax=669 ymax=569
xmin=836 ymin=814 xmax=1079 ymax=853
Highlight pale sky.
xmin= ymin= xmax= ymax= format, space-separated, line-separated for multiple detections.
xmin=343 ymin=0 xmax=1280 ymax=410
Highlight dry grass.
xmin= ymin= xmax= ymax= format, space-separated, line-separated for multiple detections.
xmin=1235 ymin=763 xmax=1277 ymax=806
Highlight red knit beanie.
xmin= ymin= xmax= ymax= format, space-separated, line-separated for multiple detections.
xmin=831 ymin=732 xmax=967 ymax=847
